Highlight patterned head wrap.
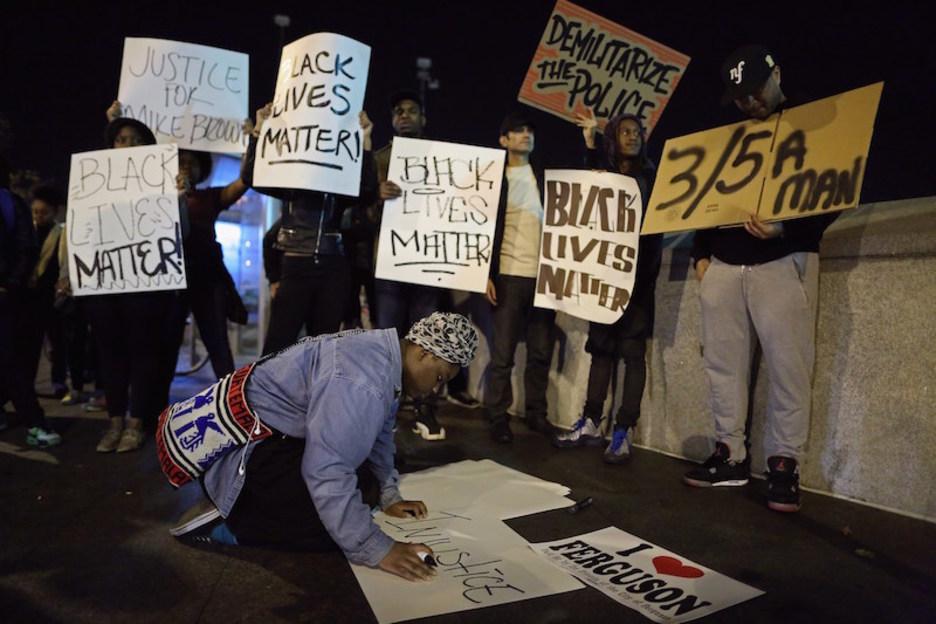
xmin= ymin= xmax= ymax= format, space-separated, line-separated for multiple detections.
xmin=405 ymin=312 xmax=479 ymax=367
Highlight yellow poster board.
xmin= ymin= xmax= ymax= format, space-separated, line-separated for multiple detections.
xmin=762 ymin=82 xmax=883 ymax=221
xmin=643 ymin=82 xmax=883 ymax=235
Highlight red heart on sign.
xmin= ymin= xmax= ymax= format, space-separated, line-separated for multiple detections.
xmin=652 ymin=556 xmax=704 ymax=579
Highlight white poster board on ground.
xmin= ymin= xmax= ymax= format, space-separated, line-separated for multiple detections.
xmin=352 ymin=511 xmax=583 ymax=623
xmin=118 ymin=37 xmax=249 ymax=153
xmin=350 ymin=460 xmax=582 ymax=623
xmin=396 ymin=459 xmax=573 ymax=519
xmin=252 ymin=32 xmax=371 ymax=196
xmin=375 ymin=137 xmax=504 ymax=293
xmin=533 ymin=527 xmax=764 ymax=623
xmin=535 ymin=169 xmax=642 ymax=324
xmin=66 ymin=144 xmax=185 ymax=295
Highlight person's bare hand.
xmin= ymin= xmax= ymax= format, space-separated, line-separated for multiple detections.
xmin=360 ymin=111 xmax=373 ymax=151
xmin=384 ymin=500 xmax=428 ymax=519
xmin=106 ymin=100 xmax=123 ymax=123
xmin=575 ymin=107 xmax=598 ymax=149
xmin=269 ymin=282 xmax=280 ymax=299
xmin=486 ymin=279 xmax=498 ymax=306
xmin=242 ymin=117 xmax=255 ymax=136
xmin=255 ymin=103 xmax=273 ymax=134
xmin=378 ymin=542 xmax=438 ymax=581
xmin=695 ymin=258 xmax=711 ymax=282
xmin=379 ymin=180 xmax=402 ymax=201
xmin=744 ymin=215 xmax=783 ymax=239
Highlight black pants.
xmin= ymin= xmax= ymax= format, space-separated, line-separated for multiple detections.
xmin=224 ymin=434 xmax=379 ymax=551
xmin=84 ymin=291 xmax=173 ymax=428
xmin=583 ymin=287 xmax=654 ymax=430
xmin=263 ymin=255 xmax=350 ymax=355
xmin=0 ymin=293 xmax=47 ymax=428
xmin=21 ymin=288 xmax=68 ymax=389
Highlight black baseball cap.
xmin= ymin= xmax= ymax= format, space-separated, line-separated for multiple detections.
xmin=720 ymin=45 xmax=778 ymax=104
xmin=389 ymin=89 xmax=423 ymax=112
xmin=499 ymin=111 xmax=535 ymax=136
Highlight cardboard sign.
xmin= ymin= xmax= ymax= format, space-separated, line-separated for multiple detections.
xmin=118 ymin=38 xmax=249 ymax=154
xmin=533 ymin=527 xmax=764 ymax=623
xmin=375 ymin=137 xmax=504 ymax=293
xmin=643 ymin=82 xmax=883 ymax=234
xmin=518 ymin=0 xmax=690 ymax=135
xmin=535 ymin=169 xmax=642 ymax=324
xmin=252 ymin=33 xmax=371 ymax=196
xmin=66 ymin=144 xmax=185 ymax=295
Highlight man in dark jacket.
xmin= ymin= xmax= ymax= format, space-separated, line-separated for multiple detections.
xmin=0 ymin=158 xmax=61 ymax=445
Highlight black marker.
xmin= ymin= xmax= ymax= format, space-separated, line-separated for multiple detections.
xmin=568 ymin=496 xmax=593 ymax=514
xmin=417 ymin=551 xmax=438 ymax=567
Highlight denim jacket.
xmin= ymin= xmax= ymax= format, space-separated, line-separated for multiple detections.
xmin=203 ymin=328 xmax=403 ymax=567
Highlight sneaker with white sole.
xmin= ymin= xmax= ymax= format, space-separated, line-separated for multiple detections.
xmin=413 ymin=403 xmax=445 ymax=441
xmin=603 ymin=427 xmax=633 ymax=464
xmin=445 ymin=390 xmax=481 ymax=409
xmin=26 ymin=426 xmax=62 ymax=448
xmin=766 ymin=456 xmax=801 ymax=512
xmin=96 ymin=428 xmax=123 ymax=453
xmin=682 ymin=442 xmax=750 ymax=487
xmin=552 ymin=417 xmax=603 ymax=448
xmin=170 ymin=498 xmax=222 ymax=537
xmin=116 ymin=428 xmax=145 ymax=453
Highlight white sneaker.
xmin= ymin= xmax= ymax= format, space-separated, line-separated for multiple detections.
xmin=552 ymin=417 xmax=603 ymax=448
xmin=170 ymin=498 xmax=222 ymax=537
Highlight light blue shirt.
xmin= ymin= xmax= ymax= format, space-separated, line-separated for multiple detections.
xmin=203 ymin=328 xmax=403 ymax=567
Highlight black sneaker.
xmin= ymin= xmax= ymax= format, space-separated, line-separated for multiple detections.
xmin=683 ymin=442 xmax=750 ymax=487
xmin=766 ymin=456 xmax=801 ymax=512
xmin=490 ymin=419 xmax=513 ymax=443
xmin=413 ymin=403 xmax=446 ymax=441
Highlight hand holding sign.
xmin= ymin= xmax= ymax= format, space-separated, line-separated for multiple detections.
xmin=644 ymin=82 xmax=883 ymax=234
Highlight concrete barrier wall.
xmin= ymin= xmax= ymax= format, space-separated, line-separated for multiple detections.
xmin=461 ymin=196 xmax=936 ymax=520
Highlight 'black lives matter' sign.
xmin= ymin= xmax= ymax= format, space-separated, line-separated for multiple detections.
xmin=518 ymin=0 xmax=689 ymax=136
xmin=118 ymin=38 xmax=249 ymax=154
xmin=535 ymin=170 xmax=642 ymax=324
xmin=643 ymin=82 xmax=883 ymax=234
xmin=253 ymin=33 xmax=370 ymax=197
xmin=375 ymin=137 xmax=504 ymax=293
xmin=67 ymin=144 xmax=185 ymax=296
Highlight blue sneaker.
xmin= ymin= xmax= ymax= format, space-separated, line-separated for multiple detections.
xmin=604 ymin=428 xmax=634 ymax=464
xmin=552 ymin=417 xmax=603 ymax=448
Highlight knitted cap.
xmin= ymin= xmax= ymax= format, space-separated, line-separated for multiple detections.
xmin=405 ymin=312 xmax=478 ymax=367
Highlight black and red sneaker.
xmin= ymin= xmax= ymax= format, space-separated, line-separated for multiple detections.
xmin=683 ymin=441 xmax=750 ymax=487
xmin=766 ymin=455 xmax=801 ymax=512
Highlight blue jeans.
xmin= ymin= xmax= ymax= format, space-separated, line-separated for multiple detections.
xmin=485 ymin=275 xmax=556 ymax=423
xmin=374 ymin=279 xmax=443 ymax=337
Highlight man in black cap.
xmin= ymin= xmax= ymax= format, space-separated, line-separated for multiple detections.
xmin=484 ymin=111 xmax=556 ymax=443
xmin=683 ymin=45 xmax=838 ymax=512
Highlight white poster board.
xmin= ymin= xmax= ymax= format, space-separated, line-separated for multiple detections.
xmin=66 ymin=144 xmax=185 ymax=295
xmin=375 ymin=137 xmax=504 ymax=293
xmin=533 ymin=527 xmax=765 ymax=623
xmin=535 ymin=169 xmax=642 ymax=324
xmin=118 ymin=37 xmax=249 ymax=154
xmin=353 ymin=511 xmax=583 ymax=623
xmin=252 ymin=33 xmax=371 ymax=196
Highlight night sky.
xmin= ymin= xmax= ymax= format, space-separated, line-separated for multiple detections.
xmin=4 ymin=0 xmax=935 ymax=203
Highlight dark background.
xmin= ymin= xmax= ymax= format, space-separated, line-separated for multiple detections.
xmin=4 ymin=0 xmax=934 ymax=203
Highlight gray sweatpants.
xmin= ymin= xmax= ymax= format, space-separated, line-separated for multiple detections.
xmin=699 ymin=253 xmax=819 ymax=463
